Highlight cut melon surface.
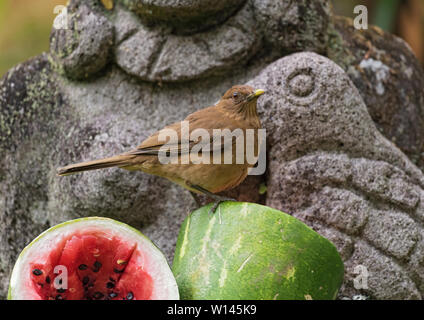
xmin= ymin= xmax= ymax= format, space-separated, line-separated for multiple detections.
xmin=8 ymin=217 xmax=179 ymax=300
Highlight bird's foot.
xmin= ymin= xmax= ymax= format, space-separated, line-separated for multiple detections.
xmin=190 ymin=191 xmax=202 ymax=207
xmin=187 ymin=183 xmax=237 ymax=215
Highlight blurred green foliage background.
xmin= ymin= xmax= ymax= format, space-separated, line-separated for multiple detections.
xmin=0 ymin=0 xmax=65 ymax=76
xmin=0 ymin=0 xmax=423 ymax=77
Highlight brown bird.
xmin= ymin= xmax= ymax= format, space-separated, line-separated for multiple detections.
xmin=57 ymin=85 xmax=265 ymax=211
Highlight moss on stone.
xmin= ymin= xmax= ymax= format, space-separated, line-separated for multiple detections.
xmin=0 ymin=54 xmax=64 ymax=153
xmin=326 ymin=19 xmax=356 ymax=71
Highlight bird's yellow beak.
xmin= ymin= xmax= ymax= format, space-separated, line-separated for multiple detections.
xmin=247 ymin=89 xmax=265 ymax=101
xmin=254 ymin=89 xmax=265 ymax=96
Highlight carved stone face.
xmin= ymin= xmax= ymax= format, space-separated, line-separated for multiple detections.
xmin=120 ymin=0 xmax=246 ymax=32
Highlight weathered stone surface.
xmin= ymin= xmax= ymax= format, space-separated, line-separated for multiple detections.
xmin=248 ymin=52 xmax=424 ymax=299
xmin=115 ymin=2 xmax=260 ymax=82
xmin=50 ymin=4 xmax=114 ymax=80
xmin=119 ymin=0 xmax=245 ymax=32
xmin=343 ymin=241 xmax=421 ymax=300
xmin=252 ymin=0 xmax=331 ymax=54
xmin=328 ymin=16 xmax=424 ymax=169
xmin=113 ymin=5 xmax=141 ymax=44
xmin=112 ymin=0 xmax=332 ymax=82
xmin=115 ymin=25 xmax=166 ymax=79
xmin=0 ymin=54 xmax=69 ymax=297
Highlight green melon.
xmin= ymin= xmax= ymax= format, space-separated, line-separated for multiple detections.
xmin=172 ymin=202 xmax=344 ymax=300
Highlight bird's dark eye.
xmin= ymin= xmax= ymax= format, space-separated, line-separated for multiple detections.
xmin=233 ymin=92 xmax=239 ymax=99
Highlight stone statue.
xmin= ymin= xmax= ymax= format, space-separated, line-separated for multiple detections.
xmin=250 ymin=52 xmax=424 ymax=300
xmin=1 ymin=0 xmax=423 ymax=299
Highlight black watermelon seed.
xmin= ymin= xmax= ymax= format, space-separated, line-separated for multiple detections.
xmin=93 ymin=292 xmax=104 ymax=300
xmin=55 ymin=295 xmax=63 ymax=300
xmin=82 ymin=276 xmax=90 ymax=286
xmin=127 ymin=292 xmax=134 ymax=300
xmin=58 ymin=279 xmax=62 ymax=285
xmin=113 ymin=268 xmax=124 ymax=274
xmin=32 ymin=269 xmax=43 ymax=276
xmin=45 ymin=276 xmax=51 ymax=284
xmin=109 ymin=277 xmax=116 ymax=282
xmin=109 ymin=292 xmax=117 ymax=298
xmin=106 ymin=282 xmax=115 ymax=289
xmin=57 ymin=288 xmax=66 ymax=293
xmin=78 ymin=264 xmax=88 ymax=270
xmin=93 ymin=261 xmax=102 ymax=269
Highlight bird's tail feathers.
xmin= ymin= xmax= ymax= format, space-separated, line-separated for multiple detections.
xmin=57 ymin=154 xmax=135 ymax=176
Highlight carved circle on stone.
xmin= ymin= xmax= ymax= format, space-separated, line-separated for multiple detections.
xmin=284 ymin=67 xmax=321 ymax=107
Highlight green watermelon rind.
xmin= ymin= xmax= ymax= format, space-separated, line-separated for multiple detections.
xmin=172 ymin=202 xmax=344 ymax=300
xmin=8 ymin=217 xmax=179 ymax=300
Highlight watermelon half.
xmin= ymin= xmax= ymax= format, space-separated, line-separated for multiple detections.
xmin=173 ymin=202 xmax=344 ymax=300
xmin=8 ymin=217 xmax=179 ymax=300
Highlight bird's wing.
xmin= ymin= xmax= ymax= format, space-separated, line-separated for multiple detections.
xmin=126 ymin=106 xmax=245 ymax=156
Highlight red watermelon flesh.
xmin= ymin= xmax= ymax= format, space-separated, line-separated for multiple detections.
xmin=9 ymin=218 xmax=179 ymax=300
xmin=29 ymin=233 xmax=152 ymax=300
